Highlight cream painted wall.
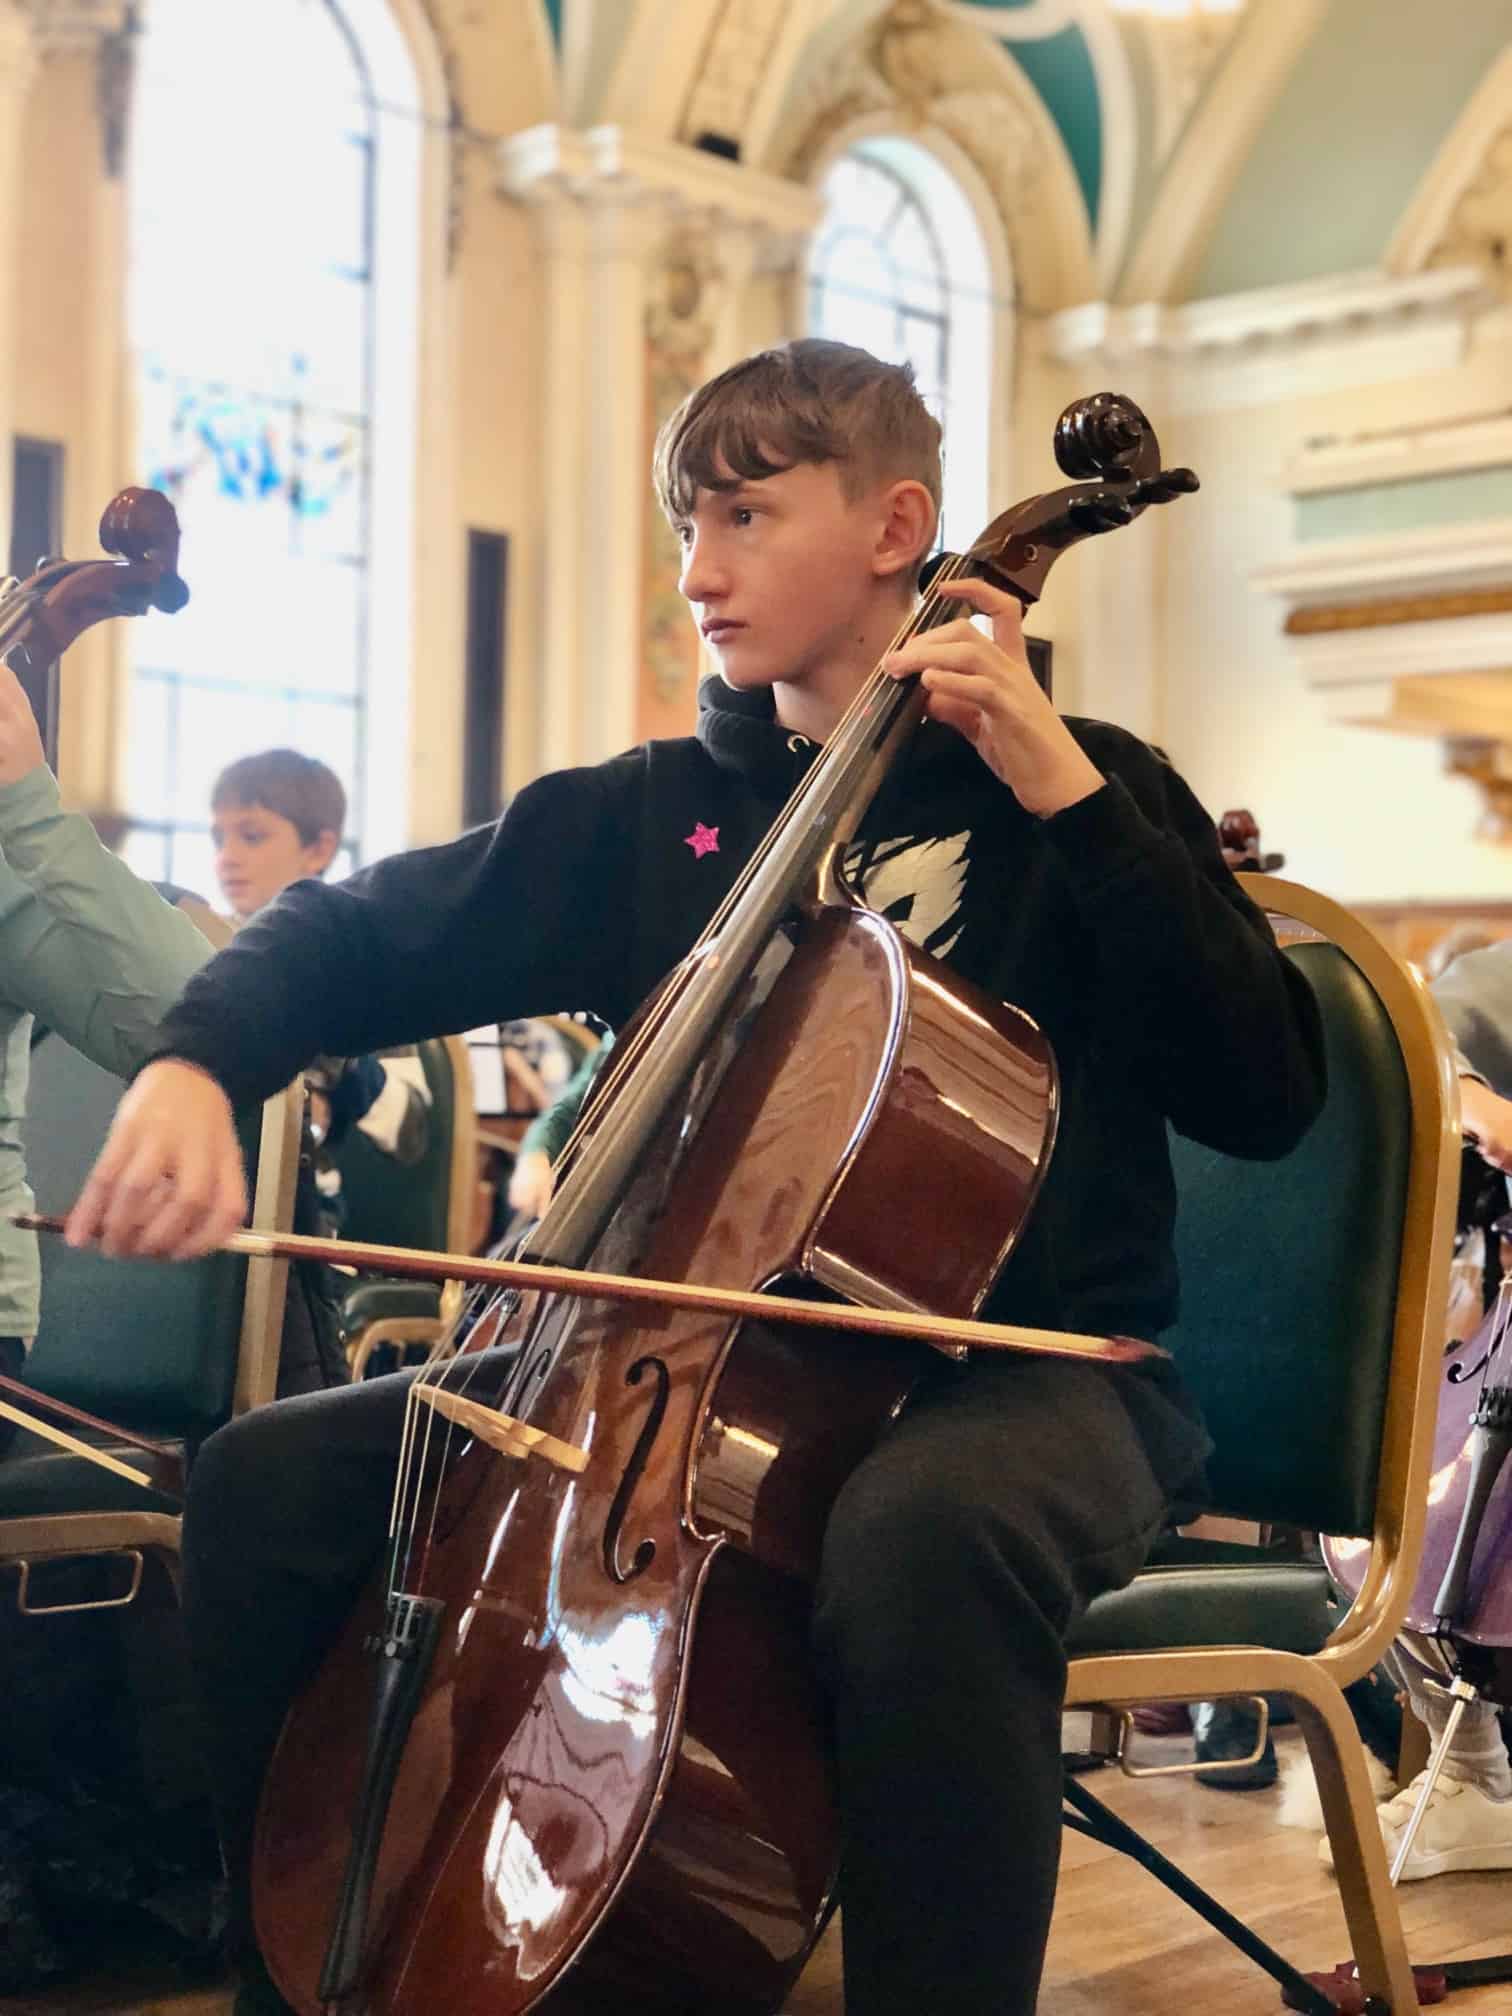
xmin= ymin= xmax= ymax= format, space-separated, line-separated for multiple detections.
xmin=1155 ymin=312 xmax=1512 ymax=906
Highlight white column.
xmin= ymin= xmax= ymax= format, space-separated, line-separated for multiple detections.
xmin=582 ymin=189 xmax=662 ymax=764
xmin=528 ymin=187 xmax=593 ymax=774
xmin=498 ymin=125 xmax=819 ymax=775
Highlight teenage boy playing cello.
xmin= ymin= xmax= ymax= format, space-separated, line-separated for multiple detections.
xmin=66 ymin=340 xmax=1324 ymax=2016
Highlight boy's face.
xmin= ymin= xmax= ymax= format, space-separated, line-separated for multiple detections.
xmin=211 ymin=800 xmax=337 ymax=921
xmin=674 ymin=459 xmax=919 ymax=700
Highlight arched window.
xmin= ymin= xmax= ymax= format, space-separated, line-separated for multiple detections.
xmin=808 ymin=137 xmax=993 ymax=551
xmin=125 ymin=0 xmax=418 ymax=893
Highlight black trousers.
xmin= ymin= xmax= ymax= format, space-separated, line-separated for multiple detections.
xmin=183 ymin=1348 xmax=1207 ymax=2016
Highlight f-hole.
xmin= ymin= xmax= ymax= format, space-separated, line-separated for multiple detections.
xmin=604 ymin=1356 xmax=670 ymax=1584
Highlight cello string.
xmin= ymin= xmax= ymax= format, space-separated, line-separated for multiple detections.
xmin=390 ymin=1278 xmax=494 ymax=1597
xmin=393 ymin=1281 xmax=526 ymax=1600
xmin=413 ymin=1286 xmax=520 ymax=1586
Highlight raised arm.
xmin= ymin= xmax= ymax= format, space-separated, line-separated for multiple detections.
xmin=68 ymin=762 xmax=636 ymax=1258
xmin=0 ymin=765 xmax=211 ymax=1071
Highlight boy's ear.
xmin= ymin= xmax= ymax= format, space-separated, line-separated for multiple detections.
xmin=310 ymin=828 xmax=341 ymax=875
xmin=873 ymin=479 xmax=937 ymax=586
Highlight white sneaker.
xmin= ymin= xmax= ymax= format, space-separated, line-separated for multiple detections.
xmin=1319 ymin=1770 xmax=1512 ymax=1880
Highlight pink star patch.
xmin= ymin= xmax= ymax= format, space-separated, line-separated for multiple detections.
xmin=683 ymin=821 xmax=720 ymax=859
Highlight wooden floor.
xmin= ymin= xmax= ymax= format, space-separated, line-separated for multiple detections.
xmin=6 ymin=1731 xmax=1512 ymax=2014
xmin=788 ymin=1730 xmax=1512 ymax=2015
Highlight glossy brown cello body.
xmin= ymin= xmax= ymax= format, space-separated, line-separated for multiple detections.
xmin=252 ymin=397 xmax=1199 ymax=2016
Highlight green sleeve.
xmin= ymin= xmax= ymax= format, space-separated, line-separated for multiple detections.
xmin=0 ymin=766 xmax=213 ymax=1076
xmin=519 ymin=1034 xmax=614 ymax=1163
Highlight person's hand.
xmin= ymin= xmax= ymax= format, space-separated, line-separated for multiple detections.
xmin=1460 ymin=1076 xmax=1512 ymax=1175
xmin=507 ymin=1148 xmax=555 ymax=1220
xmin=883 ymin=575 xmax=1104 ymax=818
xmin=65 ymin=1058 xmax=247 ymax=1258
xmin=0 ymin=658 xmax=48 ymax=789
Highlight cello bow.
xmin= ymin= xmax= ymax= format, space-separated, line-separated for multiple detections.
xmin=15 ymin=1211 xmax=1164 ymax=1369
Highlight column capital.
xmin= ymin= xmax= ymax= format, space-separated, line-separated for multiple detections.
xmin=497 ymin=122 xmax=819 ymax=268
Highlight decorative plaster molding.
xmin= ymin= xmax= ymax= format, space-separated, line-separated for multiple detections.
xmin=1133 ymin=5 xmax=1246 ymax=168
xmin=769 ymin=0 xmax=1092 ymax=309
xmin=498 ymin=122 xmax=819 ymax=261
xmin=678 ymin=0 xmax=792 ymax=149
xmin=1288 ymin=612 xmax=1512 ymax=701
xmin=1255 ymin=520 xmax=1512 ymax=607
xmin=1443 ymin=740 xmax=1512 ymax=845
xmin=1045 ymin=265 xmax=1496 ymax=413
xmin=1281 ymin=412 xmax=1512 ymax=497
xmin=1254 ymin=518 xmax=1512 ymax=746
xmin=1429 ymin=125 xmax=1512 ymax=294
xmin=1051 ymin=264 xmax=1491 ymax=357
xmin=1286 ymin=587 xmax=1512 ymax=637
xmin=1390 ymin=46 xmax=1512 ymax=293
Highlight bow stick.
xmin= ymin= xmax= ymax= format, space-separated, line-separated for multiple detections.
xmin=16 ymin=1212 xmax=1163 ymax=1368
xmin=0 ymin=1370 xmax=184 ymax=1496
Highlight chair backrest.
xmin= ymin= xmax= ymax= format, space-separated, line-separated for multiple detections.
xmin=21 ymin=1036 xmax=300 ymax=1437
xmin=1161 ymin=878 xmax=1457 ymax=1542
xmin=329 ymin=1036 xmax=476 ymax=1255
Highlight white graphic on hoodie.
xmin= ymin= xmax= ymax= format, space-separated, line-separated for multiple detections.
xmin=846 ymin=831 xmax=971 ymax=962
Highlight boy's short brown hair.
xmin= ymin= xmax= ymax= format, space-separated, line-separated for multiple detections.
xmin=653 ymin=339 xmax=943 ymax=532
xmin=211 ymin=749 xmax=346 ymax=847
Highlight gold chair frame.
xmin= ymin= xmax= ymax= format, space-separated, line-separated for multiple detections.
xmin=1063 ymin=874 xmax=1461 ymax=2012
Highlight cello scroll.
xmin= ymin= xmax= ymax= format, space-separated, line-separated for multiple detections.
xmin=961 ymin=393 xmax=1199 ymax=607
xmin=0 ymin=487 xmax=188 ymax=673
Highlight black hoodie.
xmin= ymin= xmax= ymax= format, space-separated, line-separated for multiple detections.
xmin=151 ymin=679 xmax=1324 ymax=1343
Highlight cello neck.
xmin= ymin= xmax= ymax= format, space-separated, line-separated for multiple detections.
xmin=526 ymin=567 xmax=973 ymax=1273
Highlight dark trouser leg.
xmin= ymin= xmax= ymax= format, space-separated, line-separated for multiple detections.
xmin=181 ymin=1367 xmax=421 ymax=1947
xmin=812 ymin=1356 xmax=1205 ymax=2016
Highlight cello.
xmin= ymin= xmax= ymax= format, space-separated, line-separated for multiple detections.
xmin=247 ymin=395 xmax=1200 ymax=2016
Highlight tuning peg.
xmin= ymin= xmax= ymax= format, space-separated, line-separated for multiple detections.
xmin=1132 ymin=469 xmax=1201 ymax=505
xmin=1069 ymin=496 xmax=1136 ymax=534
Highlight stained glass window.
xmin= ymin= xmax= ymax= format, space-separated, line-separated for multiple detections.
xmin=124 ymin=0 xmax=375 ymax=895
xmin=809 ymin=137 xmax=994 ymax=552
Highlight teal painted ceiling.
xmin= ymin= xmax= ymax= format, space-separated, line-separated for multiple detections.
xmin=959 ymin=3 xmax=1103 ymax=230
xmin=1191 ymin=0 xmax=1509 ymax=300
xmin=1002 ymin=25 xmax=1102 ymax=229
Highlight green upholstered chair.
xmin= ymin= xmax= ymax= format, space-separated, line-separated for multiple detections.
xmin=329 ymin=1034 xmax=476 ymax=1378
xmin=0 ymin=1033 xmax=301 ymax=1614
xmin=1061 ymin=876 xmax=1459 ymax=2015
